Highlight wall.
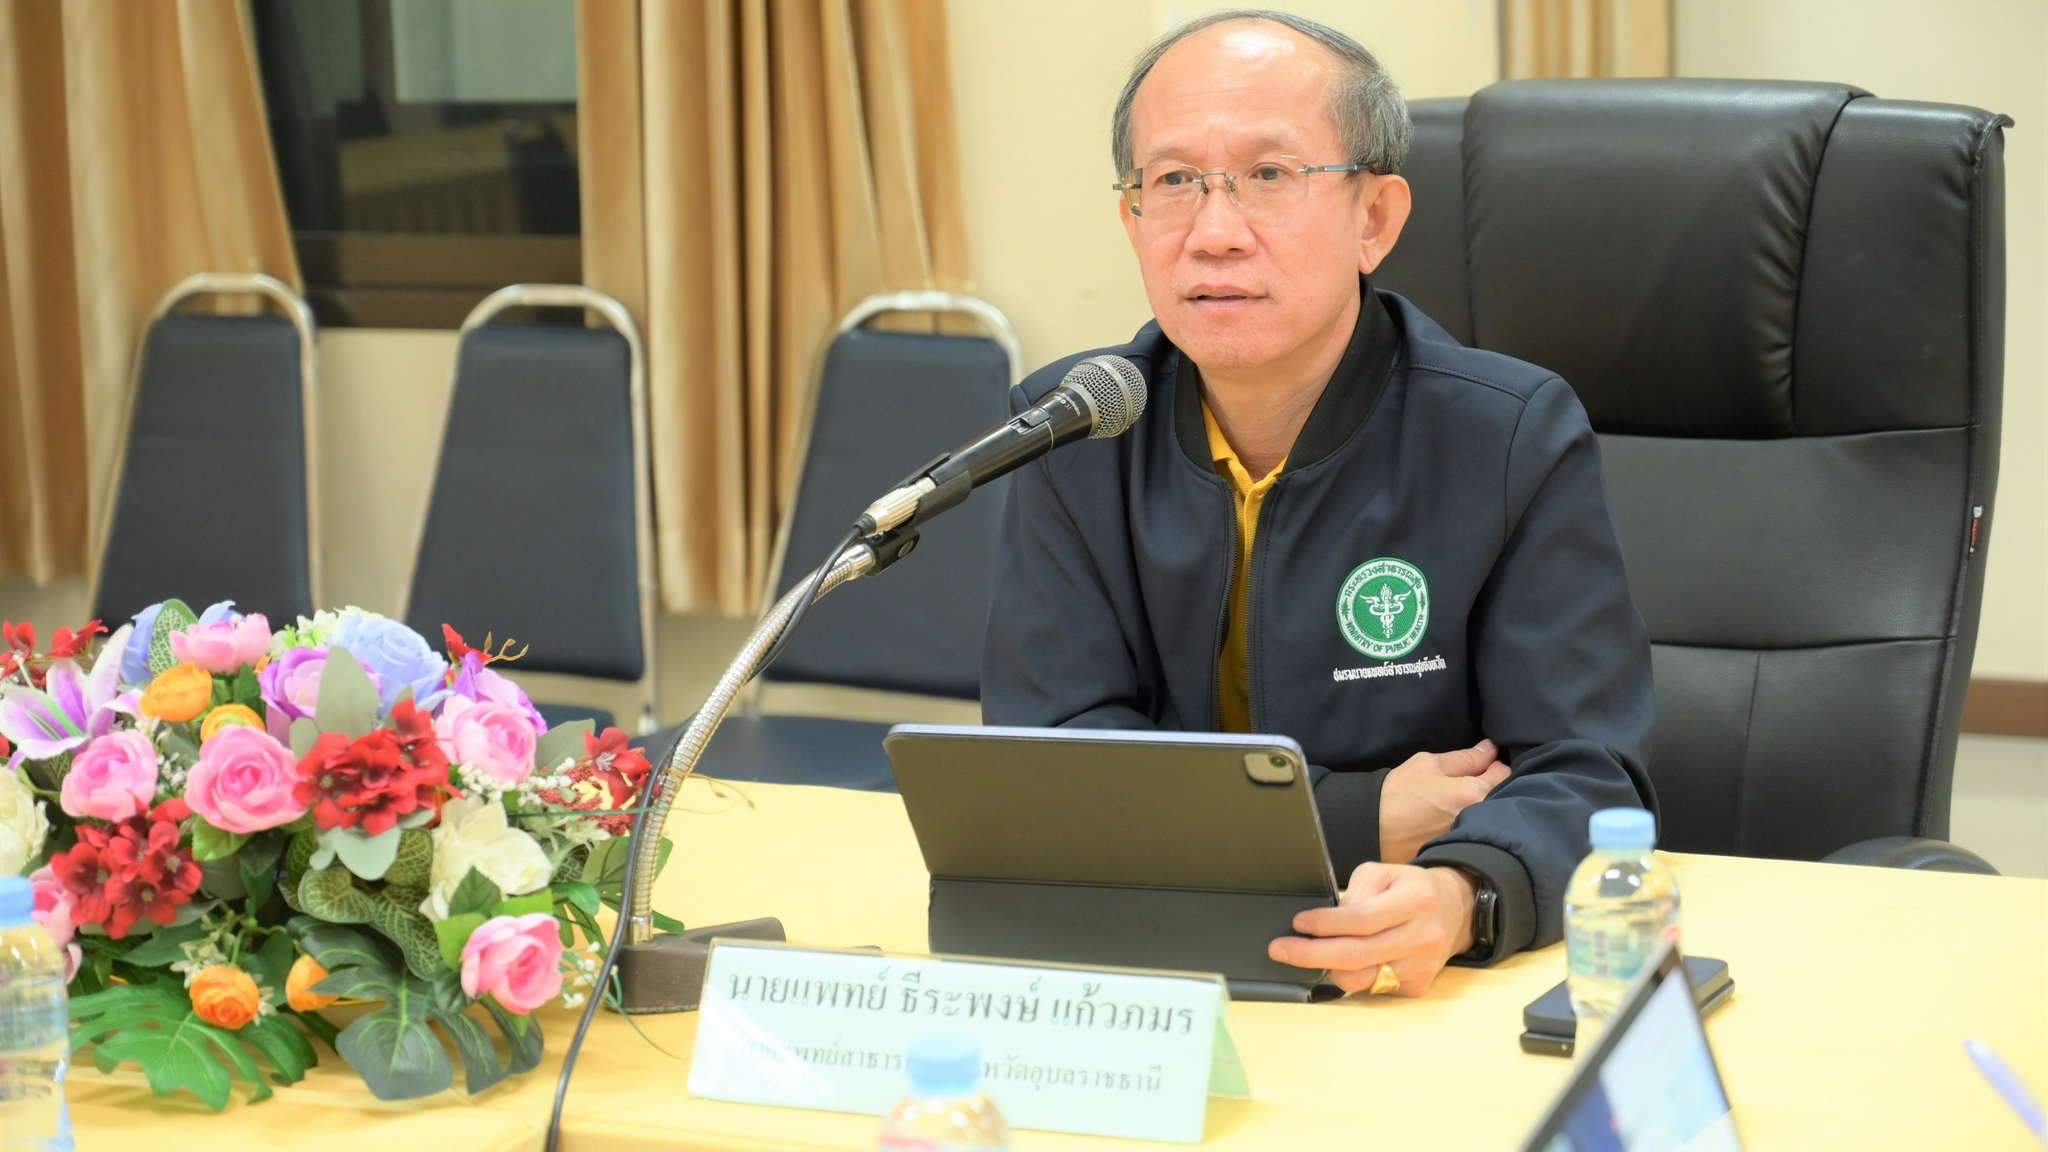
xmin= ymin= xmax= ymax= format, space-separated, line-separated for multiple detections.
xmin=1674 ymin=0 xmax=2048 ymax=681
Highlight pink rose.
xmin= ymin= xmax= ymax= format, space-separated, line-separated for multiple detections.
xmin=186 ymin=726 xmax=308 ymax=834
xmin=170 ymin=614 xmax=272 ymax=674
xmin=459 ymin=913 xmax=563 ymax=1014
xmin=436 ymin=696 xmax=537 ymax=786
xmin=28 ymin=866 xmax=80 ymax=981
xmin=60 ymin=731 xmax=159 ymax=821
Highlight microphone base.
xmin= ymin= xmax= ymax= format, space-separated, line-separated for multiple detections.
xmin=613 ymin=917 xmax=787 ymax=1014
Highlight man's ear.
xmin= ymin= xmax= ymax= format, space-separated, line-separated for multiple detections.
xmin=1357 ymin=174 xmax=1412 ymax=274
xmin=1119 ymin=193 xmax=1141 ymax=247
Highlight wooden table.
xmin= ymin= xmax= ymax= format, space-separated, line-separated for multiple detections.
xmin=68 ymin=780 xmax=2048 ymax=1150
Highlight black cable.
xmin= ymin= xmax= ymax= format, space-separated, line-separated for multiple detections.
xmin=545 ymin=523 xmax=862 ymax=1151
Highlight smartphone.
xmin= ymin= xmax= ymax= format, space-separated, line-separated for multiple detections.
xmin=1519 ymin=955 xmax=1733 ymax=1056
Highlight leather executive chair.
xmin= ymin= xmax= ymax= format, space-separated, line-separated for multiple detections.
xmin=656 ymin=292 xmax=1021 ymax=791
xmin=1374 ymin=79 xmax=2007 ymax=872
xmin=401 ymin=285 xmax=658 ymax=735
xmin=92 ymin=273 xmax=320 ymax=630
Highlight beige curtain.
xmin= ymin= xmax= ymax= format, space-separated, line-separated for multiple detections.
xmin=1501 ymin=0 xmax=1672 ymax=79
xmin=0 ymin=0 xmax=299 ymax=585
xmin=579 ymin=0 xmax=972 ymax=616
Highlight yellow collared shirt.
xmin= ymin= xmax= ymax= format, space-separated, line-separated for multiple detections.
xmin=1202 ymin=400 xmax=1286 ymax=733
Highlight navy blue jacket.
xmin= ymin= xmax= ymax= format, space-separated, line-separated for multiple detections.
xmin=982 ymin=284 xmax=1657 ymax=961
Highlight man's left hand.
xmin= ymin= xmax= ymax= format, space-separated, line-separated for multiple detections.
xmin=1267 ymin=863 xmax=1477 ymax=996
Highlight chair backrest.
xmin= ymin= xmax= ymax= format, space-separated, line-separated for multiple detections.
xmin=761 ymin=293 xmax=1020 ymax=700
xmin=92 ymin=273 xmax=318 ymax=628
xmin=401 ymin=285 xmax=655 ymax=727
xmin=1375 ymin=80 xmax=2008 ymax=860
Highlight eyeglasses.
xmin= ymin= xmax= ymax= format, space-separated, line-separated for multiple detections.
xmin=1112 ymin=155 xmax=1375 ymax=223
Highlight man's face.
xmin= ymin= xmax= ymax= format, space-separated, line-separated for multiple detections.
xmin=1121 ymin=23 xmax=1407 ymax=377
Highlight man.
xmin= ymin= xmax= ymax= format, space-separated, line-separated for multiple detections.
xmin=982 ymin=10 xmax=1655 ymax=997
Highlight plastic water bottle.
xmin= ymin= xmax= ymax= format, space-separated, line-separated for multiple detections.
xmin=0 ymin=876 xmax=72 ymax=1151
xmin=878 ymin=1034 xmax=1010 ymax=1151
xmin=1564 ymin=807 xmax=1680 ymax=1050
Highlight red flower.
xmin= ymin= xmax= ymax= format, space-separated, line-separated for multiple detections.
xmin=294 ymin=726 xmax=446 ymax=836
xmin=534 ymin=728 xmax=653 ymax=836
xmin=48 ymin=620 xmax=106 ymax=659
xmin=390 ymin=697 xmax=450 ymax=777
xmin=3 ymin=621 xmax=33 ymax=653
xmin=50 ymin=808 xmax=201 ymax=939
xmin=441 ymin=625 xmax=479 ymax=666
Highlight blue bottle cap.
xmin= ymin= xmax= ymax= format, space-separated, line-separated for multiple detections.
xmin=906 ymin=1034 xmax=983 ymax=1098
xmin=0 ymin=876 xmax=33 ymax=925
xmin=1588 ymin=807 xmax=1657 ymax=850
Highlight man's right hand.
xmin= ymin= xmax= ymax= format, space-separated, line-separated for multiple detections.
xmin=1378 ymin=739 xmax=1508 ymax=864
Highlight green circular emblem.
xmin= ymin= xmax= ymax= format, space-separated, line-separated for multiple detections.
xmin=1337 ymin=557 xmax=1430 ymax=660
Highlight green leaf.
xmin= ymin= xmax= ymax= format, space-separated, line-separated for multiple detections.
xmin=335 ymin=975 xmax=454 ymax=1101
xmin=231 ymin=667 xmax=263 ymax=707
xmin=314 ymin=647 xmax=380 ymax=737
xmin=296 ymin=923 xmax=401 ymax=1001
xmin=556 ymin=882 xmax=600 ymax=918
xmin=191 ymin=816 xmax=250 ymax=862
xmin=69 ymin=981 xmax=299 ymax=1111
xmin=446 ymin=868 xmax=502 ymax=920
xmin=433 ymin=912 xmax=487 ymax=972
xmin=323 ymin=824 xmax=403 ymax=881
xmin=384 ymin=828 xmax=433 ymax=888
xmin=298 ymin=866 xmax=377 ymax=924
xmin=117 ymin=920 xmax=211 ymax=968
xmin=288 ymin=717 xmax=320 ymax=760
xmin=162 ymin=728 xmax=201 ymax=768
xmin=238 ymin=1014 xmax=316 ymax=1086
xmin=243 ymin=933 xmax=298 ymax=1006
xmin=651 ymin=910 xmax=687 ymax=935
xmin=148 ymin=599 xmax=199 ymax=676
xmin=491 ymin=887 xmax=553 ymax=920
xmin=238 ymin=832 xmax=285 ymax=911
xmin=368 ymin=887 xmax=446 ymax=980
xmin=480 ymin=996 xmax=544 ymax=1076
xmin=533 ymin=719 xmax=594 ymax=772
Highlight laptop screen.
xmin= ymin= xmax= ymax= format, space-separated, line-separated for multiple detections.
xmin=1535 ymin=956 xmax=1741 ymax=1152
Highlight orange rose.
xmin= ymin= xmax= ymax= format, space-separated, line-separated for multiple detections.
xmin=199 ymin=703 xmax=263 ymax=742
xmin=140 ymin=663 xmax=214 ymax=723
xmin=190 ymin=965 xmax=261 ymax=1031
xmin=286 ymin=955 xmax=336 ymax=1012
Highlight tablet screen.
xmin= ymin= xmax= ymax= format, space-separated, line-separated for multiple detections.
xmin=1538 ymin=964 xmax=1740 ymax=1152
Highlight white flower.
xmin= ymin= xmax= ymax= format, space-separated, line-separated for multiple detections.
xmin=420 ymin=795 xmax=553 ymax=921
xmin=0 ymin=768 xmax=50 ymax=875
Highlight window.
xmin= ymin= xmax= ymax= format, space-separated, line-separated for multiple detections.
xmin=252 ymin=0 xmax=581 ymax=328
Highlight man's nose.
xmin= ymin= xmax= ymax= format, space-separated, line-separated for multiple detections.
xmin=1183 ymin=181 xmax=1255 ymax=256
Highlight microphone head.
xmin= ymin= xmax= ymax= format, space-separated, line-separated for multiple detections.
xmin=1065 ymin=355 xmax=1148 ymax=438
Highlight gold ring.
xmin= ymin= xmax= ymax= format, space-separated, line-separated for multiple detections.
xmin=1368 ymin=963 xmax=1401 ymax=995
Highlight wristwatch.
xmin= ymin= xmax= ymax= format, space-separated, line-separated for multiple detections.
xmin=1457 ymin=871 xmax=1499 ymax=962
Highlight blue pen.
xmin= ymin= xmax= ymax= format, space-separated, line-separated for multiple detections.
xmin=1966 ymin=1038 xmax=2047 ymax=1146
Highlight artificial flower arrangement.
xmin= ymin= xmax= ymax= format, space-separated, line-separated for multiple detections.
xmin=0 ymin=601 xmax=681 ymax=1108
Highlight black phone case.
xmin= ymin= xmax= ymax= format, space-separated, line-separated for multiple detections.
xmin=1518 ymin=955 xmax=1733 ymax=1056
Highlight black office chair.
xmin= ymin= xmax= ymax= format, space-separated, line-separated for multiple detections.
xmin=400 ymin=285 xmax=656 ymax=734
xmin=92 ymin=273 xmax=319 ymax=629
xmin=679 ymin=292 xmax=1021 ymax=791
xmin=1374 ymin=79 xmax=2007 ymax=872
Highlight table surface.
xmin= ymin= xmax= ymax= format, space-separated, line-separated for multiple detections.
xmin=69 ymin=779 xmax=2048 ymax=1151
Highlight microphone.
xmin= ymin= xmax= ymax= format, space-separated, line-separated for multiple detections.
xmin=858 ymin=354 xmax=1147 ymax=534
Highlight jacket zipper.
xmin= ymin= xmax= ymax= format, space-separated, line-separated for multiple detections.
xmin=1245 ymin=483 xmax=1279 ymax=734
xmin=1210 ymin=483 xmax=1237 ymax=731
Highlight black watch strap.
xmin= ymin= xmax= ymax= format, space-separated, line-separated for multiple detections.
xmin=1460 ymin=876 xmax=1499 ymax=961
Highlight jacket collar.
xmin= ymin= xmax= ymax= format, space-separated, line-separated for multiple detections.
xmin=1172 ymin=275 xmax=1401 ymax=473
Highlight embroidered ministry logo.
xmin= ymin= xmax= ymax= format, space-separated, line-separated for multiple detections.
xmin=1337 ymin=557 xmax=1430 ymax=660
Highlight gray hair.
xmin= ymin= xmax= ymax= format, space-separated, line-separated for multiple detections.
xmin=1110 ymin=9 xmax=1412 ymax=178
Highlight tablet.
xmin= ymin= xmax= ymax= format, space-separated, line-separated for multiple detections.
xmin=884 ymin=725 xmax=1340 ymax=996
xmin=1519 ymin=942 xmax=1743 ymax=1152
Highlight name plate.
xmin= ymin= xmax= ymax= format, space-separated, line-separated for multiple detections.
xmin=687 ymin=939 xmax=1249 ymax=1144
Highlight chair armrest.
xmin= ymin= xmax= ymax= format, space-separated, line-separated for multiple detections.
xmin=1821 ymin=836 xmax=2000 ymax=875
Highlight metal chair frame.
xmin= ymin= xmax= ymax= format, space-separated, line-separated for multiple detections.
xmin=87 ymin=272 xmax=322 ymax=621
xmin=396 ymin=284 xmax=659 ymax=734
xmin=742 ymin=291 xmax=1021 ymax=712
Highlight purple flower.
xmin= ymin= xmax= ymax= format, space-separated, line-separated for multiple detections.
xmin=260 ymin=646 xmax=332 ymax=729
xmin=331 ymin=613 xmax=448 ymax=715
xmin=119 ymin=604 xmax=163 ymax=688
xmin=447 ymin=652 xmax=547 ymax=739
xmin=1 ymin=624 xmax=136 ymax=765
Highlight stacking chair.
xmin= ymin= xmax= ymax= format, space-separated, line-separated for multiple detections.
xmin=682 ymin=292 xmax=1022 ymax=790
xmin=91 ymin=273 xmax=319 ymax=628
xmin=400 ymin=285 xmax=656 ymax=733
xmin=1374 ymin=80 xmax=2006 ymax=871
